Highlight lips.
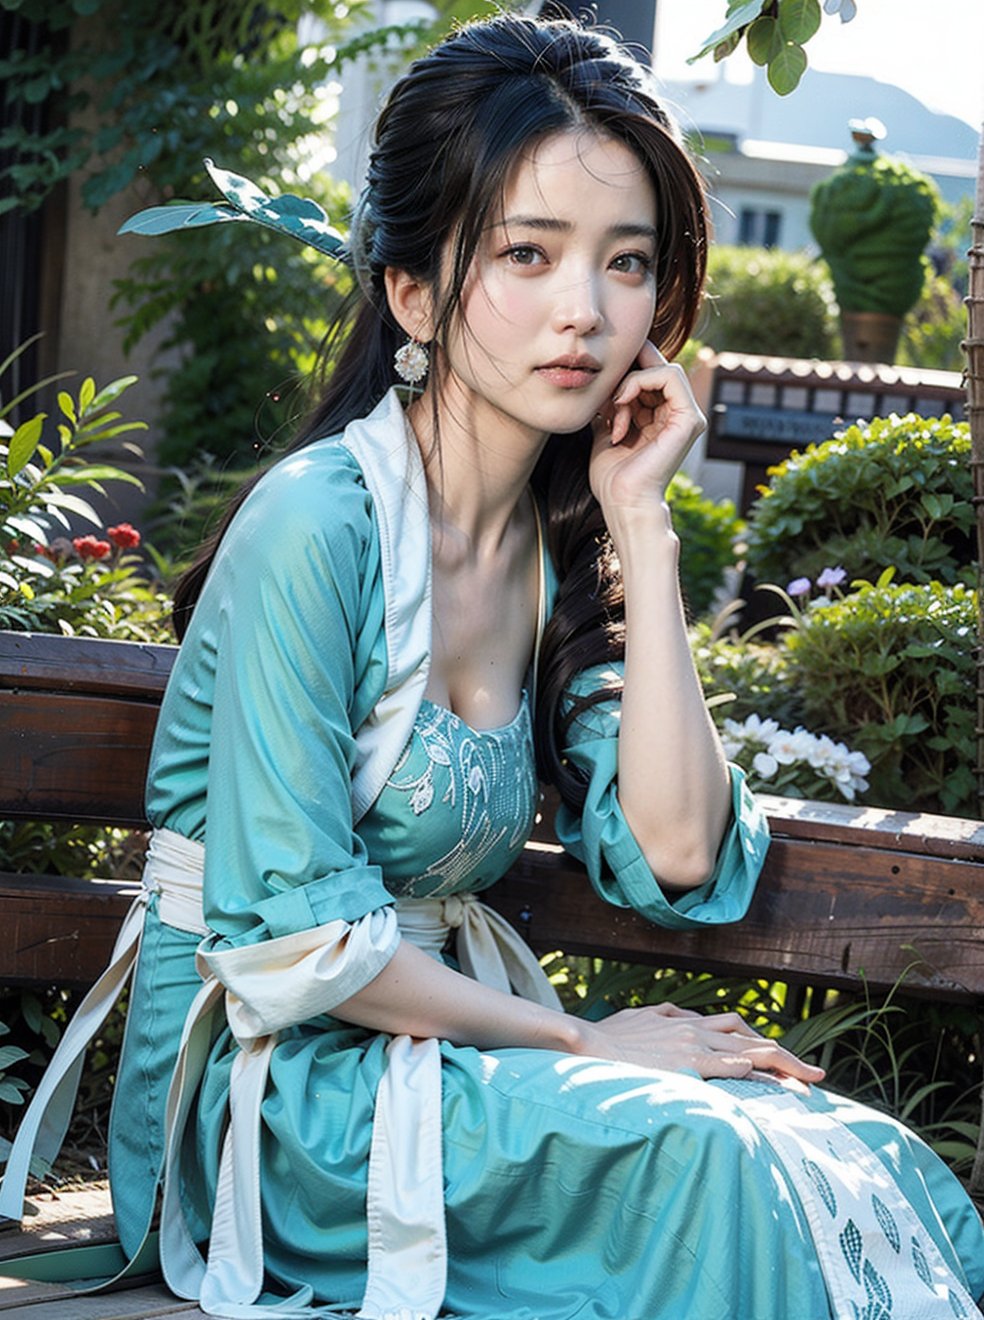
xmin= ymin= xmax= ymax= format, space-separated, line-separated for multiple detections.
xmin=535 ymin=354 xmax=602 ymax=389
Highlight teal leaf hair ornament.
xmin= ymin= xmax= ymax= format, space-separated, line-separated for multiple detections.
xmin=118 ymin=159 xmax=347 ymax=260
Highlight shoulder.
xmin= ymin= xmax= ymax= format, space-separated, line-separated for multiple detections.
xmin=218 ymin=439 xmax=377 ymax=579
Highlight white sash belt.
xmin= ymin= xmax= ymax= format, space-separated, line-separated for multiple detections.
xmin=0 ymin=829 xmax=558 ymax=1320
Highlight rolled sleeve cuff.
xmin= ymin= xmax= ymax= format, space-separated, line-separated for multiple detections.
xmin=558 ymin=764 xmax=770 ymax=931
xmin=244 ymin=862 xmax=394 ymax=940
xmin=197 ymin=905 xmax=401 ymax=1046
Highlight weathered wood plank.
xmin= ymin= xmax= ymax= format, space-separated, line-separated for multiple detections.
xmin=758 ymin=793 xmax=984 ymax=861
xmin=0 ymin=876 xmax=137 ymax=987
xmin=1 ymin=693 xmax=158 ymax=825
xmin=0 ymin=633 xmax=175 ymax=699
xmin=488 ymin=837 xmax=984 ymax=998
xmin=4 ymin=826 xmax=984 ymax=997
xmin=0 ymin=1281 xmax=203 ymax=1316
xmin=0 ymin=1185 xmax=115 ymax=1261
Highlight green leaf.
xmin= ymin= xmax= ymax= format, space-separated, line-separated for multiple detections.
xmin=0 ymin=1080 xmax=27 ymax=1103
xmin=747 ymin=16 xmax=782 ymax=65
xmin=58 ymin=390 xmax=77 ymax=424
xmin=689 ymin=0 xmax=765 ymax=62
xmin=75 ymin=420 xmax=148 ymax=445
xmin=87 ymin=375 xmax=138 ymax=413
xmin=714 ymin=32 xmax=743 ymax=61
xmin=39 ymin=490 xmax=102 ymax=523
xmin=777 ymin=0 xmax=821 ymax=43
xmin=78 ymin=376 xmax=95 ymax=412
xmin=7 ymin=413 xmax=45 ymax=478
xmin=767 ymin=41 xmax=808 ymax=94
xmin=0 ymin=1045 xmax=29 ymax=1069
xmin=55 ymin=464 xmax=142 ymax=487
xmin=6 ymin=514 xmax=46 ymax=541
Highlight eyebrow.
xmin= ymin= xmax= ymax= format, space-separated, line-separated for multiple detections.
xmin=494 ymin=216 xmax=659 ymax=243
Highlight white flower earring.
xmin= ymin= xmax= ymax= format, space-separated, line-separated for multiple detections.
xmin=394 ymin=337 xmax=429 ymax=386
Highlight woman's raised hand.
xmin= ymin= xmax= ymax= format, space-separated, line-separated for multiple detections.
xmin=589 ymin=340 xmax=705 ymax=515
xmin=578 ymin=1002 xmax=826 ymax=1086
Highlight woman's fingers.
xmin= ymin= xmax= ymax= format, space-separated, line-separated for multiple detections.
xmin=596 ymin=1005 xmax=824 ymax=1084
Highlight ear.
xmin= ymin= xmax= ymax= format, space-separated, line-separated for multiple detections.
xmin=384 ymin=267 xmax=436 ymax=343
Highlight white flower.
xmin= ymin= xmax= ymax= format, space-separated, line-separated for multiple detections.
xmin=752 ymin=751 xmax=779 ymax=780
xmin=824 ymin=0 xmax=857 ymax=20
xmin=722 ymin=717 xmax=747 ymax=745
xmin=767 ymin=727 xmax=816 ymax=766
xmin=742 ymin=713 xmax=780 ymax=743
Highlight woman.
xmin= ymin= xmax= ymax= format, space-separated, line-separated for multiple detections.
xmin=5 ymin=13 xmax=983 ymax=1319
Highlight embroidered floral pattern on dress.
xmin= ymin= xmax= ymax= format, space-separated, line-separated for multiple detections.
xmin=371 ymin=692 xmax=538 ymax=899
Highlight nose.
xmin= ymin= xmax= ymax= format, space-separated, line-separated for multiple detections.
xmin=551 ymin=272 xmax=603 ymax=336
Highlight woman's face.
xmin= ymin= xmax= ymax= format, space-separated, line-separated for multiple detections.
xmin=435 ymin=129 xmax=659 ymax=443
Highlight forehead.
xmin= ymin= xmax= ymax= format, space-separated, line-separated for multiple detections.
xmin=499 ymin=130 xmax=656 ymax=219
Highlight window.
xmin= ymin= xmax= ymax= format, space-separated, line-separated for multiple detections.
xmin=738 ymin=207 xmax=782 ymax=248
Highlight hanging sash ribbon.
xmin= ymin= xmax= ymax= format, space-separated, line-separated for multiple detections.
xmin=0 ymin=828 xmax=559 ymax=1319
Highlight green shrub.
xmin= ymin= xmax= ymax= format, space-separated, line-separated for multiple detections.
xmin=692 ymin=619 xmax=803 ymax=729
xmin=745 ymin=413 xmax=973 ymax=588
xmin=696 ymin=245 xmax=838 ymax=359
xmin=782 ymin=574 xmax=976 ymax=817
xmin=897 ymin=273 xmax=967 ymax=374
xmin=0 ymin=350 xmax=172 ymax=641
xmin=810 ymin=150 xmax=939 ymax=318
xmin=667 ymin=473 xmax=743 ymax=618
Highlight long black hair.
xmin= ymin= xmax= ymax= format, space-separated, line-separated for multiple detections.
xmin=172 ymin=12 xmax=709 ymax=810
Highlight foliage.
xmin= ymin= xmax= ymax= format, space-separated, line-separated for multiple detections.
xmin=3 ymin=0 xmax=410 ymax=466
xmin=810 ymin=150 xmax=940 ymax=318
xmin=0 ymin=345 xmax=171 ymax=638
xmin=667 ymin=472 xmax=743 ymax=618
xmin=690 ymin=0 xmax=846 ymax=95
xmin=147 ymin=451 xmax=257 ymax=568
xmin=783 ymin=572 xmax=977 ymax=816
xmin=698 ymin=245 xmax=838 ymax=359
xmin=692 ymin=614 xmax=804 ymax=727
xmin=1 ymin=0 xmax=369 ymax=212
xmin=897 ymin=273 xmax=967 ymax=373
xmin=744 ymin=413 xmax=974 ymax=588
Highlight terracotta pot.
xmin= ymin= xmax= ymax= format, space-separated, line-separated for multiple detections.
xmin=839 ymin=310 xmax=902 ymax=363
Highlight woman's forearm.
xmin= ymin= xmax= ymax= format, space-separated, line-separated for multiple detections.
xmin=607 ymin=502 xmax=732 ymax=890
xmin=331 ymin=938 xmax=585 ymax=1051
xmin=331 ymin=938 xmax=824 ymax=1083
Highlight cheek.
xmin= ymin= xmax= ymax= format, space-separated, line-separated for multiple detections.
xmin=456 ymin=278 xmax=538 ymax=360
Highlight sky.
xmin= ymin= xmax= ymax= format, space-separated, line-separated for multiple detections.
xmin=651 ymin=0 xmax=984 ymax=134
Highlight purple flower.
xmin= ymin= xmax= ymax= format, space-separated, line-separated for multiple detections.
xmin=787 ymin=577 xmax=812 ymax=598
xmin=817 ymin=566 xmax=847 ymax=590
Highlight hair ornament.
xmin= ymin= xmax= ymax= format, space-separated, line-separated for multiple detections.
xmin=118 ymin=159 xmax=347 ymax=260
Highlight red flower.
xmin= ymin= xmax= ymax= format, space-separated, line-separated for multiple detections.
xmin=72 ymin=535 xmax=112 ymax=561
xmin=106 ymin=522 xmax=141 ymax=549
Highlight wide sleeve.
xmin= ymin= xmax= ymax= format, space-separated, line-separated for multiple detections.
xmin=553 ymin=664 xmax=770 ymax=931
xmin=173 ymin=444 xmax=400 ymax=1028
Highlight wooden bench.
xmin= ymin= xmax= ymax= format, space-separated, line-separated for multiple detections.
xmin=1 ymin=626 xmax=983 ymax=1313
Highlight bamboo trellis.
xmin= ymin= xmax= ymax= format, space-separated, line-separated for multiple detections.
xmin=969 ymin=127 xmax=984 ymax=817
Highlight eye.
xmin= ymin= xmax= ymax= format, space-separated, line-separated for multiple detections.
xmin=610 ymin=251 xmax=653 ymax=276
xmin=503 ymin=244 xmax=546 ymax=267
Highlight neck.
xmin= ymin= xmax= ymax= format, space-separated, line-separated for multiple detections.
xmin=407 ymin=380 xmax=545 ymax=551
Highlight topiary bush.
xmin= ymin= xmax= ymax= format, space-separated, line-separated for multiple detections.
xmin=696 ymin=245 xmax=838 ymax=360
xmin=744 ymin=413 xmax=973 ymax=589
xmin=782 ymin=573 xmax=976 ymax=817
xmin=667 ymin=472 xmax=743 ymax=618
